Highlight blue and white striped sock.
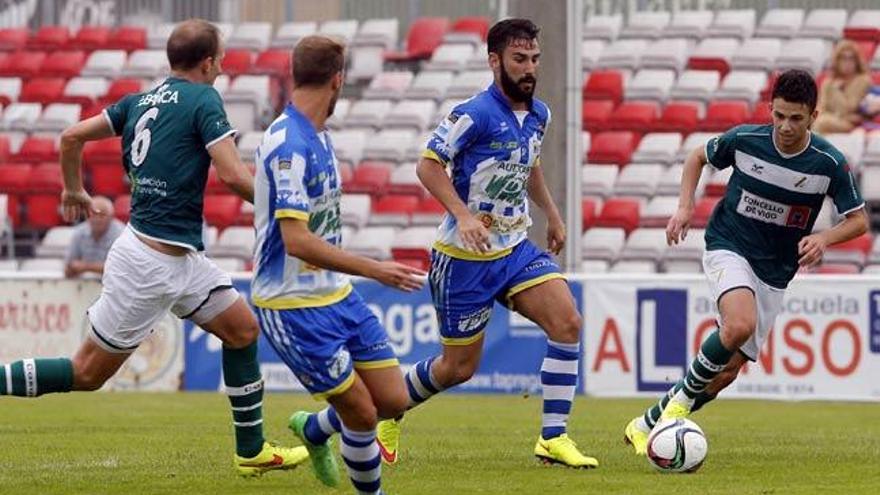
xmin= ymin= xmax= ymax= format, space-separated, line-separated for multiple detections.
xmin=404 ymin=356 xmax=445 ymax=409
xmin=541 ymin=339 xmax=580 ymax=440
xmin=341 ymin=425 xmax=382 ymax=495
xmin=303 ymin=406 xmax=342 ymax=445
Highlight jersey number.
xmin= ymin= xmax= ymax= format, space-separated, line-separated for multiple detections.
xmin=131 ymin=107 xmax=159 ymax=167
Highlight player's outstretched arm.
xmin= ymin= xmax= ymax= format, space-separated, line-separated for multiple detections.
xmin=208 ymin=136 xmax=255 ymax=204
xmin=59 ymin=115 xmax=115 ymax=222
xmin=798 ymin=208 xmax=869 ymax=268
xmin=416 ymin=157 xmax=491 ymax=253
xmin=667 ymin=146 xmax=708 ymax=246
xmin=526 ymin=164 xmax=565 ymax=255
xmin=279 ymin=218 xmax=425 ymax=292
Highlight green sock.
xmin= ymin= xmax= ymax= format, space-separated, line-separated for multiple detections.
xmin=0 ymin=358 xmax=73 ymax=396
xmin=682 ymin=330 xmax=733 ymax=399
xmin=223 ymin=342 xmax=265 ymax=458
xmin=643 ymin=380 xmax=718 ymax=428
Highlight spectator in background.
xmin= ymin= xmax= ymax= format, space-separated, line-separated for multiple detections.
xmin=813 ymin=40 xmax=871 ymax=135
xmin=64 ymin=196 xmax=124 ymax=278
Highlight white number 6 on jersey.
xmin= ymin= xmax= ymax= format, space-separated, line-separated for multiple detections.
xmin=131 ymin=107 xmax=159 ymax=167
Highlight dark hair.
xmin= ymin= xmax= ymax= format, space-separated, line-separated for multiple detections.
xmin=293 ymin=35 xmax=346 ymax=87
xmin=166 ymin=19 xmax=220 ymax=71
xmin=771 ymin=69 xmax=818 ymax=111
xmin=487 ymin=18 xmax=540 ymax=55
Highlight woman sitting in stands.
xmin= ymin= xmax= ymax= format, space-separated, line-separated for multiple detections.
xmin=813 ymin=40 xmax=871 ymax=134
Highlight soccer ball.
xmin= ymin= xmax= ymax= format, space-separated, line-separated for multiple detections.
xmin=646 ymin=418 xmax=708 ymax=473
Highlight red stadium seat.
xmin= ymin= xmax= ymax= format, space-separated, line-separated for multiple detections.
xmin=20 ymin=77 xmax=66 ymax=104
xmin=844 ymin=25 xmax=880 ymax=43
xmin=68 ymin=26 xmax=111 ymax=51
xmin=206 ymin=167 xmax=228 ymax=194
xmin=814 ymin=264 xmax=861 ymax=275
xmin=12 ymin=137 xmax=58 ymax=163
xmin=28 ymin=26 xmax=70 ymax=50
xmin=0 ymin=135 xmax=10 ymax=162
xmin=700 ymin=100 xmax=750 ymax=132
xmin=0 ymin=50 xmax=47 ymax=78
xmin=582 ymin=198 xmax=598 ymax=232
xmin=82 ymin=137 xmax=122 ymax=166
xmin=108 ymin=26 xmax=147 ymax=52
xmin=222 ymin=49 xmax=254 ymax=77
xmin=607 ymin=101 xmax=659 ymax=133
xmin=24 ymin=194 xmax=62 ymax=230
xmin=347 ymin=162 xmax=392 ymax=195
xmin=373 ymin=194 xmax=419 ymax=225
xmin=827 ymin=233 xmax=872 ymax=258
xmin=88 ymin=162 xmax=128 ymax=196
xmin=0 ymin=28 xmax=29 ymax=51
xmin=654 ymin=102 xmax=699 ymax=133
xmin=385 ymin=17 xmax=450 ymax=62
xmin=0 ymin=164 xmax=33 ymax=193
xmin=587 ymin=131 xmax=640 ymax=166
xmin=749 ymin=102 xmax=772 ymax=124
xmin=29 ymin=163 xmax=63 ymax=193
xmin=113 ymin=194 xmax=131 ymax=222
xmin=253 ymin=49 xmax=291 ymax=78
xmin=4 ymin=193 xmax=20 ymax=228
xmin=414 ymin=196 xmax=445 ymax=222
xmin=595 ymin=198 xmax=640 ymax=233
xmin=204 ymin=195 xmax=243 ymax=228
xmin=100 ymin=78 xmax=143 ymax=106
xmin=582 ymin=99 xmax=615 ymax=132
xmin=583 ymin=70 xmax=624 ymax=105
xmin=80 ymin=101 xmax=104 ymax=119
xmin=692 ymin=196 xmax=721 ymax=228
xmin=39 ymin=50 xmax=87 ymax=78
xmin=857 ymin=41 xmax=877 ymax=64
xmin=687 ymin=53 xmax=730 ymax=78
xmin=338 ymin=161 xmax=354 ymax=187
xmin=451 ymin=16 xmax=490 ymax=41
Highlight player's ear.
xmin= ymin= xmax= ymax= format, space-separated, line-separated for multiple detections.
xmin=488 ymin=51 xmax=500 ymax=71
xmin=331 ymin=71 xmax=343 ymax=91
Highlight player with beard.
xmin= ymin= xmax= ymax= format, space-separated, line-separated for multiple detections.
xmin=375 ymin=18 xmax=599 ymax=469
xmin=251 ymin=35 xmax=425 ymax=494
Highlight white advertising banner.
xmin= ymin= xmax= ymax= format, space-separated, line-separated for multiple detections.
xmin=0 ymin=277 xmax=183 ymax=391
xmin=580 ymin=274 xmax=880 ymax=401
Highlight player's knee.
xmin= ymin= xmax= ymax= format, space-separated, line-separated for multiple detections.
xmin=344 ymin=402 xmax=378 ymax=431
xmin=553 ymin=313 xmax=582 ymax=343
xmin=436 ymin=359 xmax=478 ymax=388
xmin=721 ymin=317 xmax=754 ymax=348
xmin=224 ymin=322 xmax=259 ymax=349
xmin=375 ymin=389 xmax=409 ymax=420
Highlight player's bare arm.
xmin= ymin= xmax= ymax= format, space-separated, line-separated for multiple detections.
xmin=59 ymin=115 xmax=116 ymax=222
xmin=279 ymin=218 xmax=424 ymax=292
xmin=208 ymin=136 xmax=255 ymax=204
xmin=526 ymin=164 xmax=565 ymax=255
xmin=416 ymin=156 xmax=491 ymax=253
xmin=667 ymin=146 xmax=709 ymax=246
xmin=798 ymin=207 xmax=869 ymax=267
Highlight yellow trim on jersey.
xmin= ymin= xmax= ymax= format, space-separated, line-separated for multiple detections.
xmin=421 ymin=149 xmax=448 ymax=166
xmin=506 ymin=273 xmax=567 ymax=306
xmin=252 ymin=284 xmax=353 ymax=310
xmin=275 ymin=209 xmax=309 ymax=221
xmin=353 ymin=358 xmax=400 ymax=370
xmin=440 ymin=330 xmax=485 ymax=346
xmin=312 ymin=372 xmax=356 ymax=401
xmin=433 ymin=241 xmax=513 ymax=261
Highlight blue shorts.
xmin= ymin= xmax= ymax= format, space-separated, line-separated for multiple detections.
xmin=429 ymin=239 xmax=565 ymax=346
xmin=255 ymin=289 xmax=398 ymax=400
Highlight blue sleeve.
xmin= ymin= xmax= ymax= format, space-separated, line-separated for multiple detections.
xmin=704 ymin=127 xmax=739 ymax=170
xmin=424 ymin=106 xmax=482 ymax=165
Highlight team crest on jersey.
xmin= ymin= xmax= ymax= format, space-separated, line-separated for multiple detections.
xmin=447 ymin=111 xmax=460 ymax=124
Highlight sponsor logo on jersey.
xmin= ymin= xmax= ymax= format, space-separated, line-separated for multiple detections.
xmin=457 ymin=307 xmax=492 ymax=333
xmin=736 ymin=190 xmax=811 ymax=230
xmin=327 ymin=348 xmax=351 ymax=380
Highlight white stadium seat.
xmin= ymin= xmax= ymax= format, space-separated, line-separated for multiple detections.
xmin=670 ymin=70 xmax=721 ymax=103
xmin=332 ymin=129 xmax=373 ymax=165
xmin=620 ymin=11 xmax=671 ymax=40
xmin=662 ymin=11 xmax=714 ymax=39
xmin=614 ymin=163 xmax=664 ymax=197
xmin=755 ymin=8 xmax=805 ymax=39
xmin=319 ymin=20 xmax=359 ymax=43
xmin=640 ymin=38 xmax=690 ymax=73
xmin=708 ymin=10 xmax=756 ymax=40
xmin=35 ymin=226 xmax=75 ymax=258
xmin=353 ymin=18 xmax=398 ymax=48
xmin=349 ymin=226 xmax=396 ymax=260
xmin=81 ymin=50 xmax=127 ymax=78
xmin=582 ymin=227 xmax=626 ymax=261
xmin=121 ymin=50 xmax=169 ymax=78
xmin=798 ymin=9 xmax=847 ymax=40
xmin=595 ymin=39 xmax=648 ymax=70
xmin=625 ymin=69 xmax=676 ymax=101
xmin=583 ymin=14 xmax=623 ymax=42
xmin=34 ymin=103 xmax=81 ymax=133
xmin=582 ymin=165 xmax=619 ymax=198
xmin=445 ymin=70 xmax=493 ymax=99
xmin=423 ymin=43 xmax=475 ymax=72
xmin=730 ymin=38 xmax=783 ymax=71
xmin=341 ymin=194 xmax=372 ymax=229
xmin=714 ymin=70 xmax=768 ymax=103
xmin=383 ymin=99 xmax=437 ymax=132
xmin=343 ymin=99 xmax=393 ymax=130
xmin=632 ymin=133 xmax=683 ymax=164
xmin=362 ymin=71 xmax=414 ymax=100
xmin=210 ymin=226 xmax=255 ymax=260
xmin=362 ymin=128 xmax=419 ymax=162
xmin=404 ymin=71 xmax=455 ymax=101
xmin=227 ymin=22 xmax=272 ymax=51
xmin=272 ymin=21 xmax=318 ymax=48
xmin=775 ymin=38 xmax=830 ymax=75
xmin=621 ymin=228 xmax=668 ymax=261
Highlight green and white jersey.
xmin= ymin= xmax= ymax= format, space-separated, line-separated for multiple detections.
xmin=103 ymin=77 xmax=237 ymax=251
xmin=704 ymin=124 xmax=864 ymax=289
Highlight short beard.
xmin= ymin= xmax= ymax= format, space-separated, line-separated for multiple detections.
xmin=499 ymin=60 xmax=536 ymax=103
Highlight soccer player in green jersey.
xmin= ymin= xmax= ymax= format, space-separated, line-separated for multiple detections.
xmin=0 ymin=19 xmax=308 ymax=476
xmin=624 ymin=69 xmax=869 ymax=455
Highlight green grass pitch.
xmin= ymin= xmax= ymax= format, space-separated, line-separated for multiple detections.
xmin=0 ymin=393 xmax=877 ymax=494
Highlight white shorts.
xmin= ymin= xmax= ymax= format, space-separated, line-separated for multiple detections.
xmin=702 ymin=249 xmax=786 ymax=361
xmin=87 ymin=227 xmax=240 ymax=353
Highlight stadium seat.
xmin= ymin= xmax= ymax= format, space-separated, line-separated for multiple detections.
xmin=581 ymin=227 xmax=626 ymax=262
xmin=671 ymin=70 xmax=721 ymax=102
xmin=653 ymin=102 xmax=700 ymax=134
xmin=687 ymin=38 xmax=739 ymax=77
xmin=89 ymin=161 xmax=127 ymax=196
xmin=348 ymin=162 xmax=392 ymax=195
xmin=332 ymin=129 xmax=372 ymax=165
xmin=620 ymin=11 xmax=670 ymax=40
xmin=82 ymin=50 xmax=129 ymax=79
xmin=692 ymin=196 xmax=721 ymax=228
xmin=581 ymin=164 xmax=619 ymax=198
xmin=12 ymin=136 xmax=57 ymax=163
xmin=856 ymin=41 xmax=877 ymax=63
xmin=624 ymin=69 xmax=676 ymax=102
xmin=632 ymin=132 xmax=682 ymax=164
xmin=353 ymin=19 xmax=399 ymax=49
xmin=347 ymin=44 xmax=386 ymax=82
xmin=0 ymin=76 xmax=22 ymax=106
xmin=370 ymin=194 xmax=419 ymax=226
xmin=824 ymin=133 xmax=865 ymax=169
xmin=715 ymin=70 xmax=767 ymax=103
xmin=363 ymin=129 xmax=419 ymax=162
xmin=704 ymin=167 xmax=732 ymax=197
xmin=755 ymin=8 xmax=805 ymax=39
xmin=422 ymin=43 xmax=475 ymax=72
xmin=388 ymin=162 xmax=424 ymax=197
xmin=227 ymin=22 xmax=272 ymax=51
xmin=587 ymin=131 xmax=640 ymax=166
xmin=82 ymin=136 xmax=122 ymax=166
xmin=799 ymin=9 xmax=847 ymax=40
xmin=385 ymin=17 xmax=449 ymax=63
xmin=236 ymin=131 xmax=263 ymax=162
xmin=640 ymin=195 xmax=677 ymax=227
xmin=0 ymin=163 xmax=32 ymax=193
xmin=0 ymin=51 xmax=47 ymax=78
xmin=731 ymin=38 xmax=782 ymax=71
xmin=0 ymin=28 xmax=29 ymax=50
xmin=319 ymin=20 xmax=359 ymax=43
xmin=581 ymin=40 xmax=607 ymax=70
xmin=749 ymin=102 xmax=772 ymax=124
xmin=582 ymin=99 xmax=615 ymax=132
xmin=664 ymin=228 xmax=706 ymax=264
xmin=621 ymin=227 xmax=668 ymax=260
xmin=224 ymin=75 xmax=275 ymax=132
xmin=582 ymin=70 xmax=624 ymax=104
xmin=251 ymin=49 xmax=292 ymax=79
xmin=19 ymin=77 xmax=66 ymax=105
xmin=581 ymin=198 xmax=598 ymax=232
xmin=0 ymin=135 xmax=10 ymax=161
xmin=700 ymin=100 xmax=751 ymax=131
xmin=349 ymin=226 xmax=396 ymax=260
xmin=823 ymin=233 xmax=872 ymax=267
xmin=340 ymin=194 xmax=371 ymax=228
xmin=147 ymin=22 xmax=175 ymax=49
xmin=34 ymin=103 xmax=81 ymax=133
xmin=69 ymin=26 xmax=112 ymax=51
xmin=108 ymin=26 xmax=147 ymax=51
xmin=384 ymin=100 xmax=436 ymax=132
xmin=707 ymin=10 xmax=756 ymax=40
xmin=446 ymin=16 xmax=489 ymax=44
xmin=222 ymin=49 xmax=254 ymax=77
xmin=113 ymin=194 xmax=131 ymax=222
xmin=1 ymin=102 xmax=42 ymax=131
xmin=640 ymin=38 xmax=690 ymax=73
xmin=614 ymin=163 xmax=663 ymax=197
xmin=677 ymin=132 xmax=718 ymax=162
xmin=391 ymin=226 xmax=436 ymax=270
xmin=607 ymin=101 xmax=659 ymax=133
xmin=122 ymin=50 xmax=169 ymax=78
xmin=210 ymin=226 xmax=255 ymax=260
xmin=28 ymin=162 xmax=63 ymax=193
xmin=445 ymin=70 xmax=493 ymax=99
xmin=404 ymin=71 xmax=454 ymax=100
xmin=203 ymin=195 xmax=243 ymax=228
xmin=844 ymin=10 xmax=880 ymax=42
xmin=431 ymin=98 xmax=464 ymax=127
xmin=611 ymin=260 xmax=658 ymax=274
xmin=595 ymin=38 xmax=647 ymax=70
xmin=583 ymin=14 xmax=623 ymax=41
xmin=100 ymin=78 xmax=143 ymax=106
xmin=24 ymin=193 xmax=62 ymax=230
xmin=272 ymin=21 xmax=318 ymax=48
xmin=776 ymin=38 xmax=830 ymax=75
xmin=28 ymin=26 xmax=70 ymax=50
xmin=61 ymin=77 xmax=109 ymax=107
xmin=412 ymin=196 xmax=445 ymax=226
xmin=344 ymin=99 xmax=394 ymax=129
xmin=595 ymin=198 xmax=640 ymax=233
xmin=662 ymin=11 xmax=714 ymax=39
xmin=35 ymin=225 xmax=75 ymax=258
xmin=362 ymin=71 xmax=415 ymax=100
xmin=326 ymin=98 xmax=351 ymax=130
xmin=19 ymin=257 xmax=65 ymax=273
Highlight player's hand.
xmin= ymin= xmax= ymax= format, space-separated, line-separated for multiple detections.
xmin=369 ymin=261 xmax=427 ymax=292
xmin=798 ymin=233 xmax=827 ymax=268
xmin=666 ymin=206 xmax=693 ymax=246
xmin=457 ymin=213 xmax=491 ymax=253
xmin=61 ymin=188 xmax=95 ymax=223
xmin=547 ymin=218 xmax=566 ymax=255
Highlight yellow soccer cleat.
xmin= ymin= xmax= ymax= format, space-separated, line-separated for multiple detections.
xmin=534 ymin=434 xmax=599 ymax=469
xmin=623 ymin=417 xmax=650 ymax=456
xmin=660 ymin=399 xmax=691 ymax=422
xmin=376 ymin=418 xmax=402 ymax=465
xmin=235 ymin=441 xmax=309 ymax=477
